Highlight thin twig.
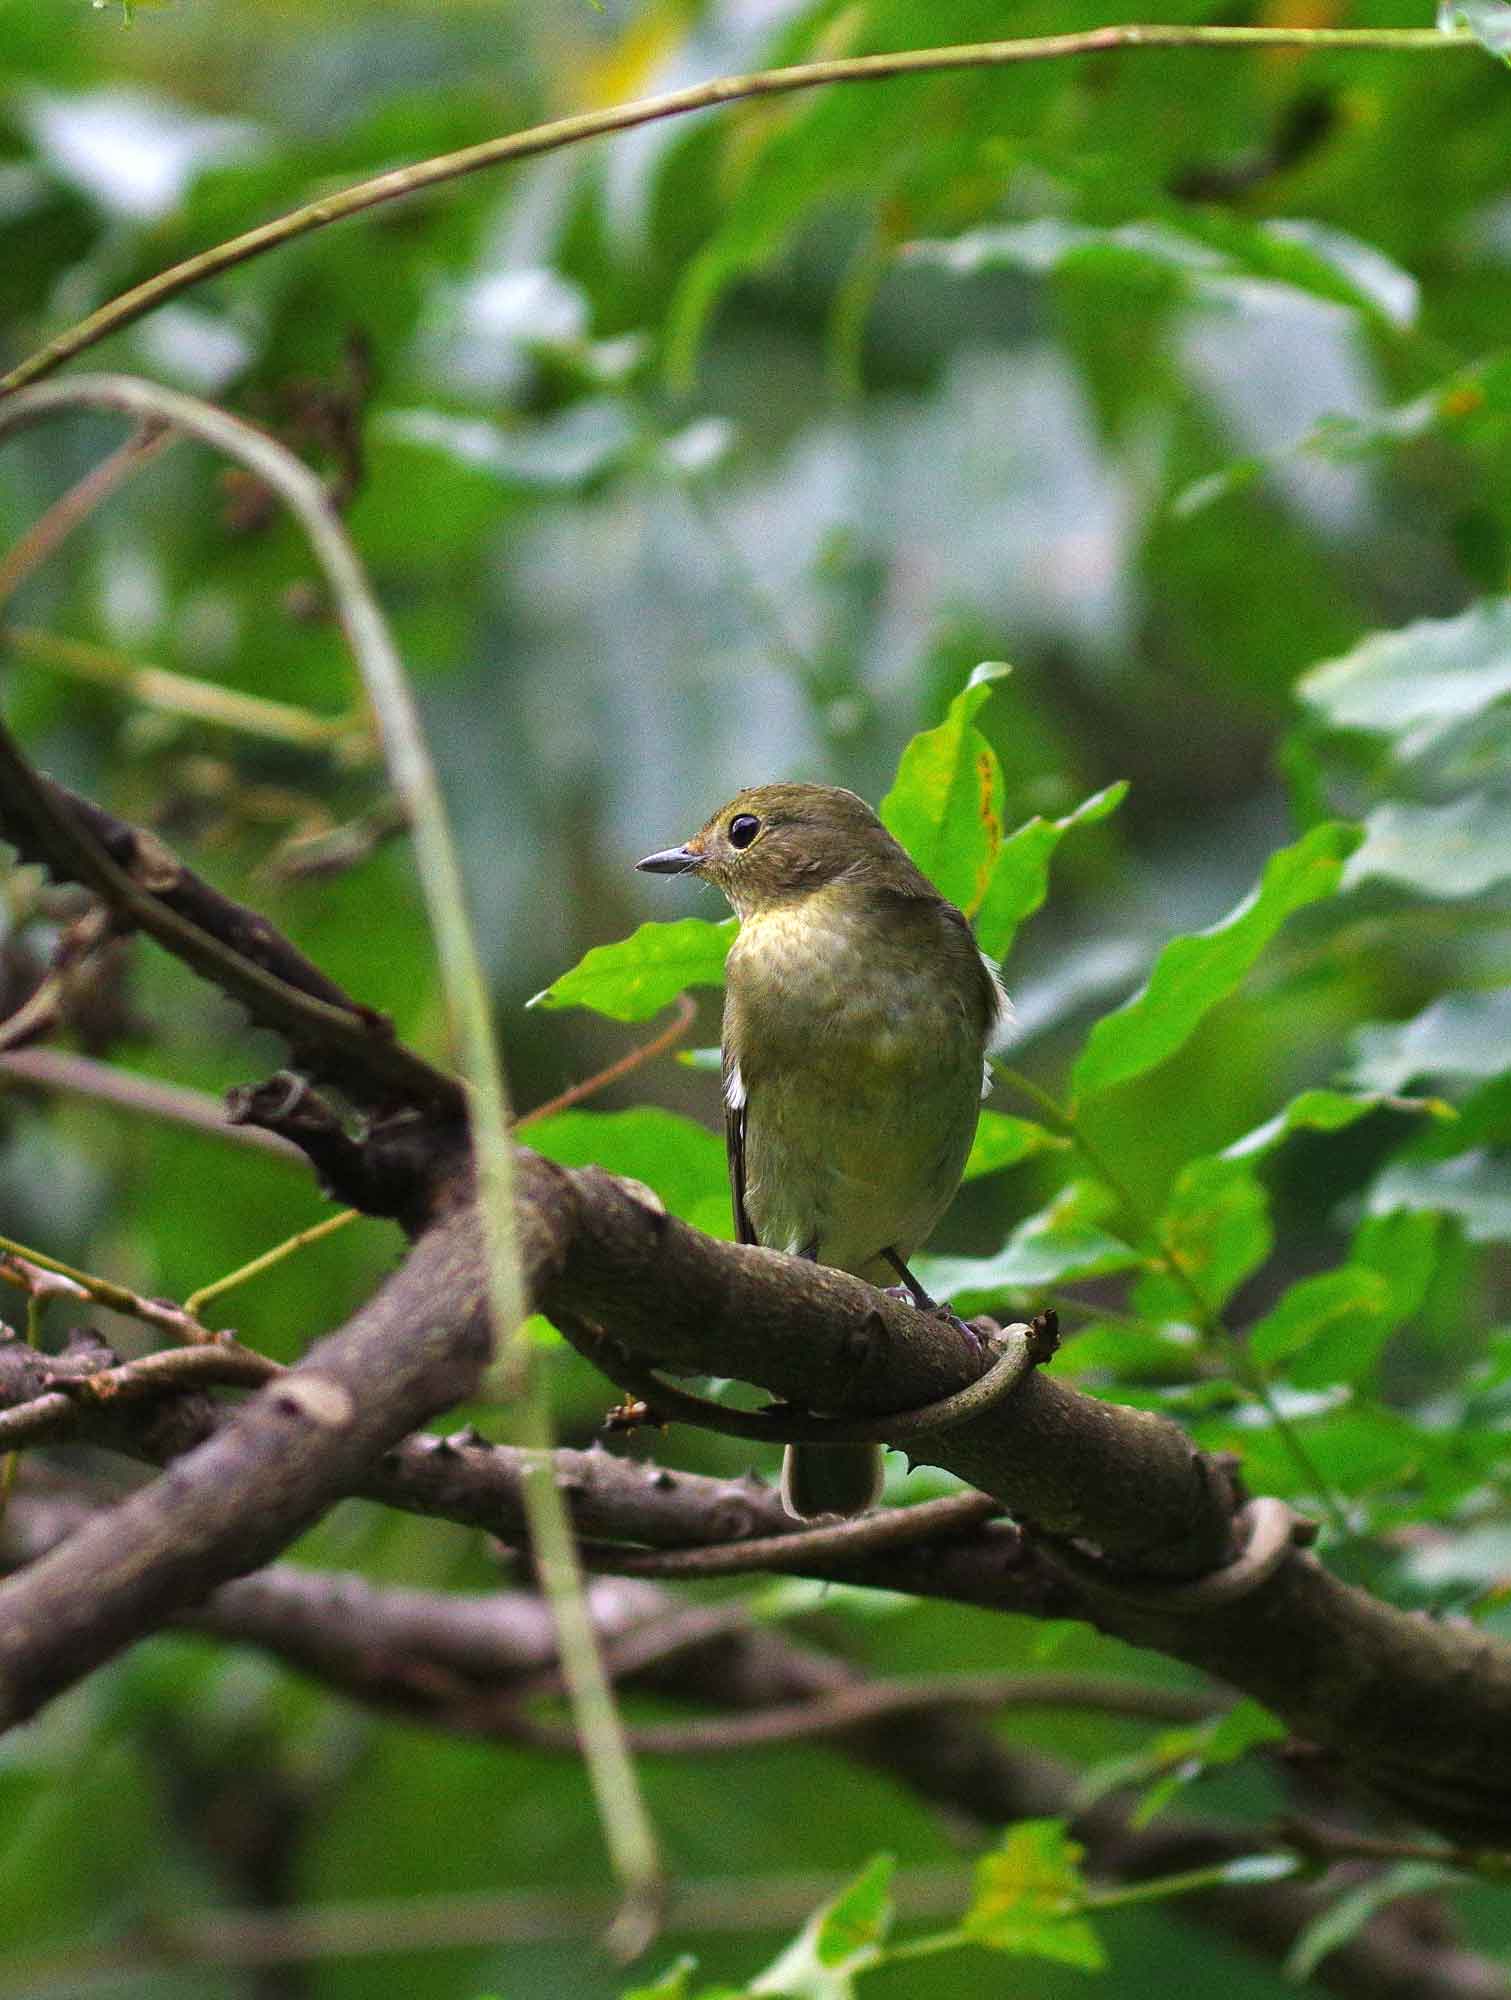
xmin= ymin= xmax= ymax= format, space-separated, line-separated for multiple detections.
xmin=0 ymin=27 xmax=1476 ymax=399
xmin=0 ymin=1231 xmax=205 ymax=1341
xmin=0 ymin=624 xmax=368 ymax=753
xmin=0 ymin=421 xmax=172 ymax=607
xmin=0 ymin=905 xmax=114 ymax=1055
xmin=0 ymin=1048 xmax=306 ymax=1162
xmin=0 ymin=1344 xmax=280 ymax=1452
xmin=0 ymin=1867 xmax=976 ymax=1990
xmin=184 ymin=1208 xmax=361 ymax=1321
xmin=501 ymin=1670 xmax=1225 ymax=1755
xmin=515 ymin=992 xmax=698 ymax=1130
xmin=576 ymin=1491 xmax=1002 ymax=1580
xmin=1274 ymin=1816 xmax=1511 ymax=1880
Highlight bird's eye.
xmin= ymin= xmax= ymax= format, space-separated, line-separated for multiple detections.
xmin=727 ymin=814 xmax=761 ymax=851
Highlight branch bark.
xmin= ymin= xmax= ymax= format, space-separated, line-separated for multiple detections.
xmin=3 ymin=1163 xmax=1508 ymax=1844
xmin=4 ymin=1496 xmax=1503 ymax=2000
xmin=0 ymin=1211 xmax=505 ymax=1725
xmin=1 ymin=727 xmax=1508 ymax=1843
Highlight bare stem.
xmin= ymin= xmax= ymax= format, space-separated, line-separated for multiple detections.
xmin=184 ymin=1209 xmax=362 ymax=1322
xmin=515 ymin=992 xmax=697 ymax=1130
xmin=0 ymin=1048 xmax=306 ymax=1162
xmin=0 ymin=624 xmax=368 ymax=753
xmin=0 ymin=374 xmax=659 ymax=1919
xmin=0 ymin=421 xmax=171 ymax=606
xmin=0 ymin=28 xmax=1475 ymax=399
xmin=0 ymin=1230 xmax=203 ymax=1341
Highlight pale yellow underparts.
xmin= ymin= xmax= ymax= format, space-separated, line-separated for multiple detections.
xmin=725 ymin=882 xmax=993 ymax=1286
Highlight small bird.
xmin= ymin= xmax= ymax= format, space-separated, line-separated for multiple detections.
xmin=638 ymin=782 xmax=1007 ymax=1517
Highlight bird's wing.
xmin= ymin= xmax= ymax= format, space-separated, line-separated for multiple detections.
xmin=723 ymin=1052 xmax=757 ymax=1246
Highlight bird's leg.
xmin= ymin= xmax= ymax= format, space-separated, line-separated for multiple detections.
xmin=882 ymin=1248 xmax=988 ymax=1358
xmin=880 ymin=1248 xmax=937 ymax=1311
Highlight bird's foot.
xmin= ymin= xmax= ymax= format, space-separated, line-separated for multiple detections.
xmin=881 ymin=1270 xmax=989 ymax=1360
xmin=935 ymin=1307 xmax=990 ymax=1359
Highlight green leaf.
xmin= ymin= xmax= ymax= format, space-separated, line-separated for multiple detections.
xmin=961 ymin=1112 xmax=1066 ymax=1182
xmin=529 ymin=918 xmax=735 ymax=1022
xmin=1071 ymin=822 xmax=1360 ymax=1099
xmin=622 ymin=1958 xmax=702 ymax=2000
xmin=1222 ymin=1088 xmax=1451 ymax=1161
xmin=1204 ymin=1698 xmax=1289 ymax=1764
xmin=1298 ymin=599 xmax=1511 ymax=761
xmin=1136 ymin=1157 xmax=1273 ymax=1319
xmin=524 ymin=1108 xmax=730 ymax=1239
xmin=880 ymin=661 xmax=1009 ymax=916
xmin=749 ymin=1856 xmax=894 ymax=1998
xmin=964 ymin=1820 xmax=1105 ymax=1971
xmin=1285 ymin=1210 xmax=1441 ymax=1387
xmin=920 ymin=1182 xmax=1143 ymax=1310
xmin=811 ymin=1855 xmax=895 ymax=1968
xmin=1286 ymin=1863 xmax=1457 ymax=1982
xmin=1345 ymin=790 xmax=1511 ymax=897
xmin=1247 ymin=1267 xmax=1394 ymax=1371
xmin=1130 ymin=1700 xmax=1288 ymax=1823
xmin=974 ymin=782 xmax=1128 ymax=964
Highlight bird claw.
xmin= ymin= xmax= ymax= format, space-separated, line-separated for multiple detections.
xmin=881 ymin=1283 xmax=988 ymax=1359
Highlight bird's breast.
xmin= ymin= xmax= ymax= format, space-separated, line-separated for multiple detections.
xmin=724 ymin=891 xmax=985 ymax=1276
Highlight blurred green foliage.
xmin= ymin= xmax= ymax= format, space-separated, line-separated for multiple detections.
xmin=2 ymin=0 xmax=1511 ymax=1994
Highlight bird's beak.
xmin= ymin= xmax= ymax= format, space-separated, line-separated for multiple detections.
xmin=636 ymin=843 xmax=704 ymax=876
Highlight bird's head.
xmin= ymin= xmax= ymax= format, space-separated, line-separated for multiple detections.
xmin=636 ymin=782 xmax=908 ymax=919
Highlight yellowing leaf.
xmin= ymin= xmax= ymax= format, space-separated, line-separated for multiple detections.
xmin=964 ymin=1820 xmax=1105 ymax=1972
xmin=881 ymin=662 xmax=1009 ymax=915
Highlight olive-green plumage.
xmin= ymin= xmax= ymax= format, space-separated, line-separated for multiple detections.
xmin=638 ymin=783 xmax=1006 ymax=1518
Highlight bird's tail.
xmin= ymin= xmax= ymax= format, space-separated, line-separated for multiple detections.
xmin=781 ymin=1442 xmax=885 ymax=1520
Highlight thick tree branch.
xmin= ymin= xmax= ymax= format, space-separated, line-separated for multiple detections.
xmin=4 ymin=1168 xmax=1509 ymax=1847
xmin=1 ymin=728 xmax=1507 ymax=1841
xmin=0 ymin=1211 xmax=515 ymax=1726
xmin=506 ymin=1179 xmax=1511 ymax=1844
xmin=3 ymin=1497 xmax=1502 ymax=2000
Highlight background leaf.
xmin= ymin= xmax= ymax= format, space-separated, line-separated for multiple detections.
xmin=1071 ymin=822 xmax=1361 ymax=1100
